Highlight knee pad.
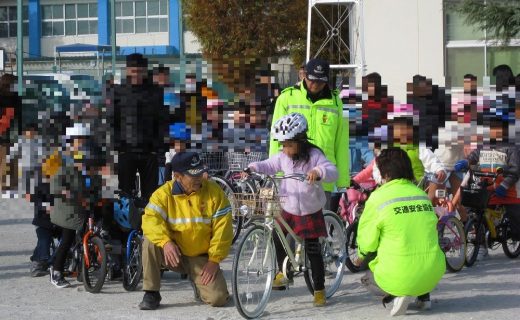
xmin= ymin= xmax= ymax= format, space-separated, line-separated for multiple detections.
xmin=306 ymin=240 xmax=322 ymax=255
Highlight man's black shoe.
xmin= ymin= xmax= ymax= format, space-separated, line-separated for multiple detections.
xmin=139 ymin=291 xmax=162 ymax=310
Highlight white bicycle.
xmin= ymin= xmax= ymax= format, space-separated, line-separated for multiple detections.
xmin=231 ymin=172 xmax=346 ymax=319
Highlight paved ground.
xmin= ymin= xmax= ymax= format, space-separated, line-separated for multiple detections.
xmin=1 ymin=197 xmax=520 ymax=320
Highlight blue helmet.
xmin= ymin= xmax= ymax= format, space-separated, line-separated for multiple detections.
xmin=113 ymin=197 xmax=132 ymax=230
xmin=169 ymin=122 xmax=191 ymax=140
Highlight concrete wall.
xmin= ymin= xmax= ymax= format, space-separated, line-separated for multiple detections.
xmin=183 ymin=30 xmax=201 ymax=54
xmin=361 ymin=0 xmax=445 ymax=101
xmin=114 ymin=33 xmax=169 ymax=49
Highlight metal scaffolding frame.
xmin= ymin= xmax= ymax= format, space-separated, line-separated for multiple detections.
xmin=306 ymin=0 xmax=366 ymax=86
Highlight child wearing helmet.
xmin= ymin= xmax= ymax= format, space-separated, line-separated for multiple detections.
xmin=244 ymin=112 xmax=338 ymax=307
xmin=48 ymin=123 xmax=106 ymax=288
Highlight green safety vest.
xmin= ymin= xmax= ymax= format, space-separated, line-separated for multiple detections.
xmin=398 ymin=145 xmax=425 ymax=183
xmin=269 ymin=84 xmax=349 ymax=191
xmin=357 ymin=179 xmax=446 ymax=297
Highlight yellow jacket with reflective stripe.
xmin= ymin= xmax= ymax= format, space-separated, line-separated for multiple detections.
xmin=142 ymin=179 xmax=233 ymax=263
xmin=269 ymin=83 xmax=349 ymax=191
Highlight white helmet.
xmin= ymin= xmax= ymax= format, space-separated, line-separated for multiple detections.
xmin=271 ymin=113 xmax=308 ymax=141
xmin=65 ymin=123 xmax=91 ymax=137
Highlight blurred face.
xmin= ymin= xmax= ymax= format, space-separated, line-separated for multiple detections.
xmin=175 ymin=173 xmax=204 ymax=194
xmin=463 ymin=79 xmax=477 ymax=92
xmin=304 ymin=78 xmax=326 ymax=94
xmin=281 ymin=141 xmax=299 ymax=158
xmin=298 ymin=69 xmax=306 ymax=81
xmin=393 ymin=121 xmax=413 ymax=145
xmin=126 ymin=67 xmax=147 ymax=85
xmin=490 ymin=124 xmax=504 ymax=143
xmin=153 ymin=72 xmax=169 ymax=86
xmin=367 ymin=83 xmax=376 ymax=97
xmin=173 ymin=140 xmax=187 ymax=152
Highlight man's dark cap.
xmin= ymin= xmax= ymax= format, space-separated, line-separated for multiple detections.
xmin=305 ymin=58 xmax=329 ymax=83
xmin=171 ymin=152 xmax=207 ymax=177
xmin=126 ymin=53 xmax=148 ymax=68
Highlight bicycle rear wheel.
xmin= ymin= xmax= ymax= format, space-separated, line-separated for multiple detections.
xmin=82 ymin=236 xmax=107 ymax=293
xmin=123 ymin=231 xmax=143 ymax=291
xmin=464 ymin=216 xmax=484 ymax=267
xmin=304 ymin=211 xmax=346 ymax=298
xmin=439 ymin=216 xmax=466 ymax=272
xmin=502 ymin=216 xmax=520 ymax=258
xmin=232 ymin=225 xmax=275 ymax=319
xmin=211 ymin=175 xmax=242 ymax=244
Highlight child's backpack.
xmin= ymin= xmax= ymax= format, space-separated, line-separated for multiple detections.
xmin=42 ymin=149 xmax=62 ymax=178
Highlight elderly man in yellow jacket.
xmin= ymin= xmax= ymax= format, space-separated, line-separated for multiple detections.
xmin=139 ymin=152 xmax=233 ymax=310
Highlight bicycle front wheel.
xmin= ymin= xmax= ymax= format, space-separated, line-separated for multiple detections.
xmin=464 ymin=216 xmax=484 ymax=267
xmin=344 ymin=222 xmax=365 ymax=273
xmin=123 ymin=231 xmax=143 ymax=291
xmin=439 ymin=216 xmax=466 ymax=272
xmin=82 ymin=236 xmax=107 ymax=293
xmin=304 ymin=211 xmax=346 ymax=298
xmin=232 ymin=225 xmax=275 ymax=319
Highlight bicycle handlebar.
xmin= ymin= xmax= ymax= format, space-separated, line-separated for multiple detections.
xmin=242 ymin=168 xmax=321 ymax=182
xmin=464 ymin=167 xmax=506 ymax=188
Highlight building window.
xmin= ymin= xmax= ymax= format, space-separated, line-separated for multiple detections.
xmin=42 ymin=3 xmax=98 ymax=37
xmin=445 ymin=11 xmax=484 ymax=41
xmin=116 ymin=0 xmax=168 ymax=34
xmin=445 ymin=8 xmax=520 ymax=87
xmin=0 ymin=6 xmax=29 ymax=38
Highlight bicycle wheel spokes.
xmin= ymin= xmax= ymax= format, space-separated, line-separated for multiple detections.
xmin=232 ymin=225 xmax=275 ymax=319
xmin=311 ymin=211 xmax=346 ymax=298
xmin=441 ymin=216 xmax=466 ymax=272
xmin=123 ymin=233 xmax=143 ymax=291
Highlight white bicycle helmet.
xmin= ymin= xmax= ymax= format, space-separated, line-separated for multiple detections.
xmin=65 ymin=122 xmax=91 ymax=137
xmin=271 ymin=113 xmax=308 ymax=142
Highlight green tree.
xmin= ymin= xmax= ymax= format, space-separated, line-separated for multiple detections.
xmin=452 ymin=0 xmax=520 ymax=44
xmin=182 ymin=0 xmax=307 ymax=61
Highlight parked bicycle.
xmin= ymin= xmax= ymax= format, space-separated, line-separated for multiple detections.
xmin=230 ymin=172 xmax=346 ymax=319
xmin=113 ymin=190 xmax=145 ymax=291
xmin=339 ymin=179 xmax=376 ymax=273
xmin=113 ymin=171 xmax=147 ymax=290
xmin=200 ymin=151 xmax=267 ymax=243
xmin=461 ymin=167 xmax=520 ymax=266
xmin=433 ymin=189 xmax=467 ymax=272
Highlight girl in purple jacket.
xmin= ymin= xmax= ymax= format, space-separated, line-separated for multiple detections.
xmin=246 ymin=113 xmax=338 ymax=307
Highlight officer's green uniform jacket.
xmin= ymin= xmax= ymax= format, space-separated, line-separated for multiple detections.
xmin=269 ymin=83 xmax=349 ymax=191
xmin=357 ymin=179 xmax=446 ymax=297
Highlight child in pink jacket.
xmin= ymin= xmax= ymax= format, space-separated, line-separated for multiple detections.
xmin=246 ymin=113 xmax=338 ymax=307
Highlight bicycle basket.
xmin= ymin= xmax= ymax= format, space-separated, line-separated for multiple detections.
xmin=461 ymin=186 xmax=490 ymax=209
xmin=226 ymin=152 xmax=267 ymax=171
xmin=200 ymin=152 xmax=228 ymax=171
xmin=230 ymin=192 xmax=285 ymax=217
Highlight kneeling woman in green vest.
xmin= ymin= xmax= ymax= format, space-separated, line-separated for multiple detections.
xmin=354 ymin=147 xmax=445 ymax=316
